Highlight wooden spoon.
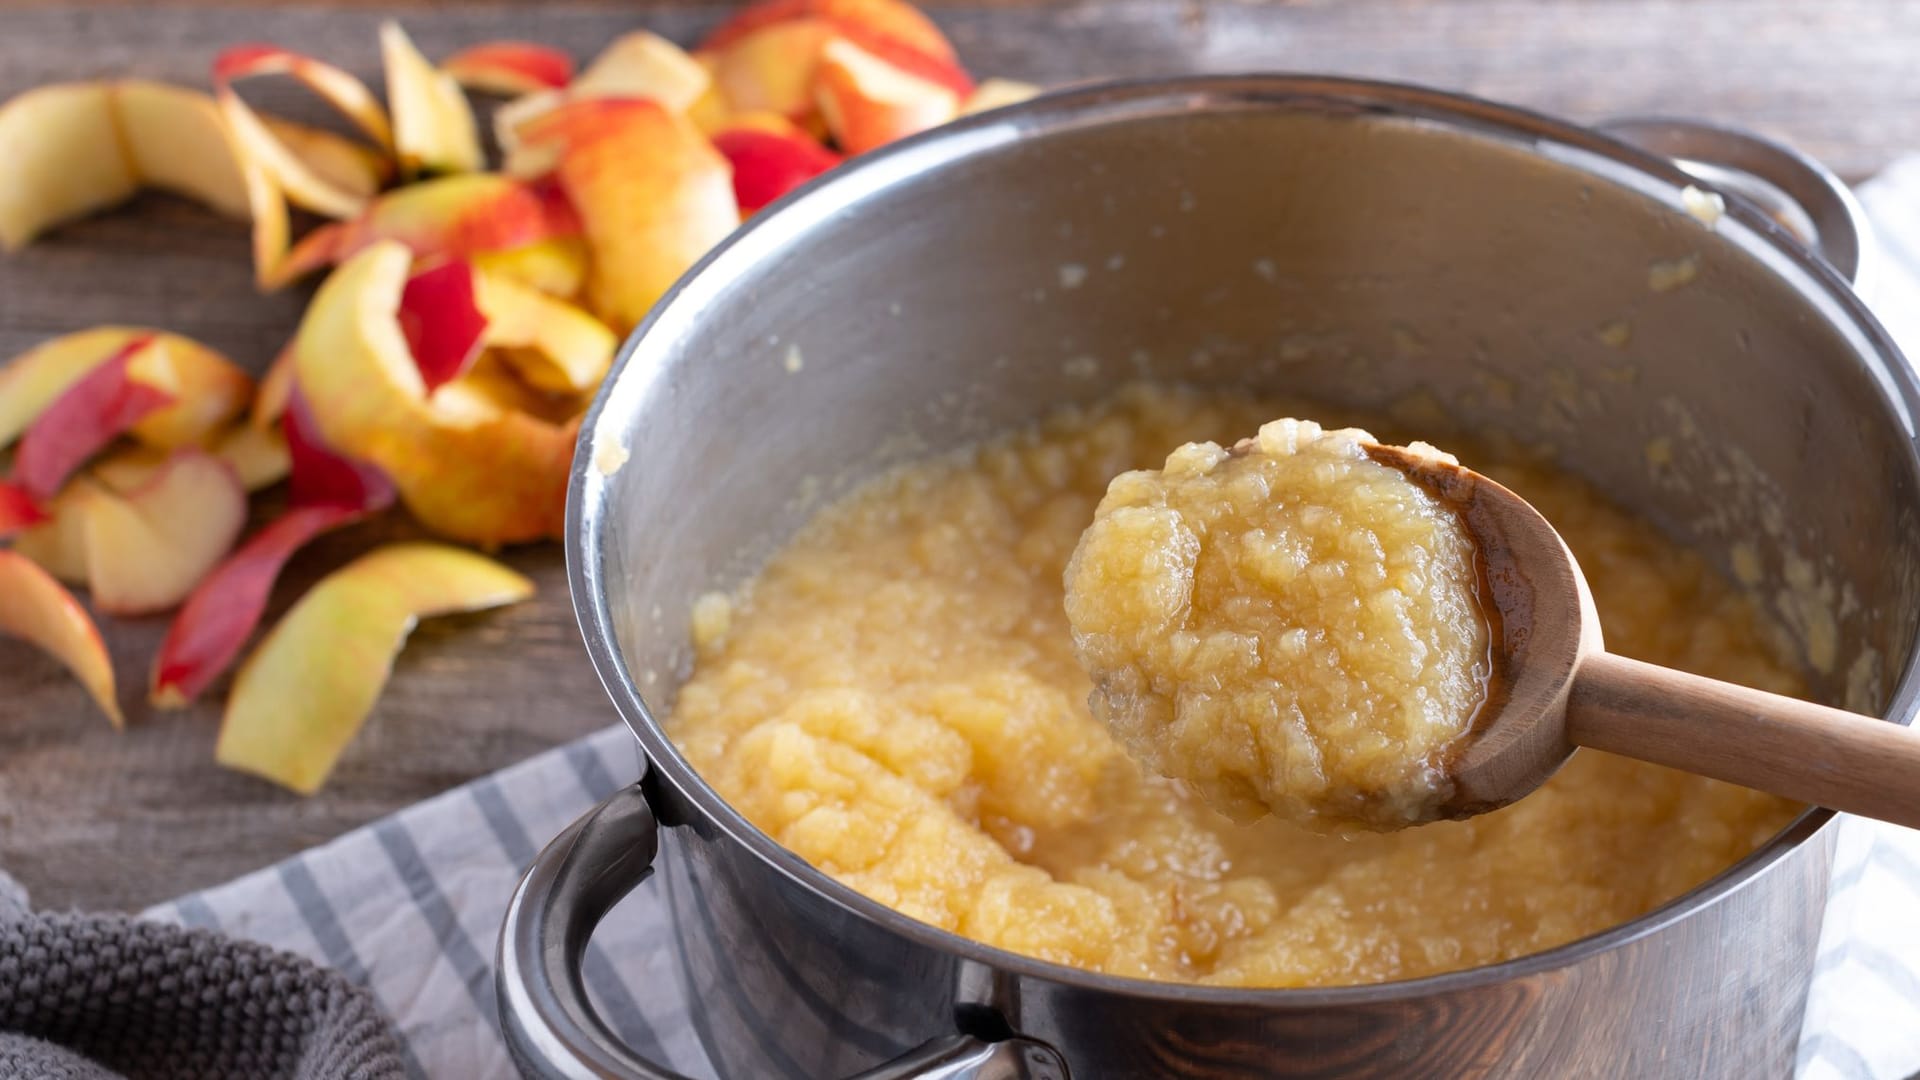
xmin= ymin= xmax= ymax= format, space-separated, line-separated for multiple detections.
xmin=1363 ymin=443 xmax=1920 ymax=828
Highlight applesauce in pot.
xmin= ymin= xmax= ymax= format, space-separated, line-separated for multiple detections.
xmin=668 ymin=386 xmax=1800 ymax=988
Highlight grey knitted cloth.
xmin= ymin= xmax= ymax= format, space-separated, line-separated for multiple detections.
xmin=0 ymin=871 xmax=405 ymax=1080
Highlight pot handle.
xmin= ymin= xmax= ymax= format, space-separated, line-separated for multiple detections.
xmin=496 ymin=782 xmax=1068 ymax=1080
xmin=1596 ymin=116 xmax=1875 ymax=292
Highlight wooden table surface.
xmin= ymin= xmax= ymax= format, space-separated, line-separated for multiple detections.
xmin=2 ymin=0 xmax=1918 ymax=912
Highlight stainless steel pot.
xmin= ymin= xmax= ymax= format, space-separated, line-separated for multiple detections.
xmin=498 ymin=77 xmax=1920 ymax=1079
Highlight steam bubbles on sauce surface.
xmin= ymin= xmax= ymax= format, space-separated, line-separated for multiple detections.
xmin=667 ymin=387 xmax=1800 ymax=988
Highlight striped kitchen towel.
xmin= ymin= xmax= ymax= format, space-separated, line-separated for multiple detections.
xmin=145 ymin=159 xmax=1920 ymax=1079
xmin=148 ymin=725 xmax=710 ymax=1078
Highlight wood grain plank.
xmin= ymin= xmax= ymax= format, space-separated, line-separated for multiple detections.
xmin=1 ymin=0 xmax=1916 ymax=911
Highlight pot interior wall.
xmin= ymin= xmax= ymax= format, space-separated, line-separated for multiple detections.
xmin=590 ymin=82 xmax=1920 ymax=737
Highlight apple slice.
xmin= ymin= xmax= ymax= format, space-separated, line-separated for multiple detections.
xmin=470 ymin=236 xmax=589 ymax=298
xmin=399 ymin=259 xmax=489 ymax=392
xmin=0 ymin=83 xmax=136 ymax=251
xmin=10 ymin=335 xmax=170 ymax=500
xmin=0 ymin=551 xmax=123 ymax=727
xmin=216 ymin=543 xmax=534 ymax=793
xmin=110 ymin=80 xmax=252 ymax=220
xmin=814 ymin=35 xmax=960 ymax=154
xmin=382 ymin=21 xmax=484 ymax=176
xmin=443 ymin=42 xmax=575 ymax=96
xmin=473 ymin=270 xmax=615 ymax=393
xmin=712 ymin=123 xmax=842 ymax=212
xmin=83 ymin=449 xmax=248 ymax=616
xmin=520 ymin=99 xmax=738 ymax=332
xmin=295 ymin=243 xmax=577 ymax=543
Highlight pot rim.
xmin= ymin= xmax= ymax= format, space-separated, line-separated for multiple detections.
xmin=567 ymin=73 xmax=1920 ymax=1007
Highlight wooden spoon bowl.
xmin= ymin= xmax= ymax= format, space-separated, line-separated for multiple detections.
xmin=1366 ymin=443 xmax=1920 ymax=828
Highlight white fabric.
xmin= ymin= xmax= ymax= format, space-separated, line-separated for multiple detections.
xmin=147 ymin=158 xmax=1920 ymax=1080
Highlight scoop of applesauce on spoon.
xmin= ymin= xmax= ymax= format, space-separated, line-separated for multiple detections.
xmin=1065 ymin=418 xmax=1920 ymax=832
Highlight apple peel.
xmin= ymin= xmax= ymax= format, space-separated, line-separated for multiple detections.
xmin=216 ymin=89 xmax=370 ymax=221
xmin=399 ymin=258 xmax=489 ymax=392
xmin=216 ymin=542 xmax=534 ymax=794
xmin=443 ymin=42 xmax=575 ymax=96
xmin=1 ymin=327 xmax=149 ymax=448
xmin=963 ymin=78 xmax=1040 ymax=115
xmin=150 ymin=504 xmax=364 ymax=709
xmin=571 ymin=32 xmax=713 ymax=113
xmin=152 ymin=392 xmax=388 ymax=708
xmin=265 ymin=174 xmax=579 ymax=287
xmin=701 ymin=0 xmax=958 ymax=65
xmin=10 ymin=335 xmax=169 ymax=501
xmin=703 ymin=20 xmax=836 ymax=120
xmin=0 ymin=481 xmax=50 ymax=538
xmin=697 ymin=0 xmax=968 ymax=125
xmin=253 ymin=342 xmax=298 ymax=431
xmin=263 ymin=118 xmax=392 ymax=200
xmin=294 ymin=243 xmax=575 ymax=544
xmin=0 ymin=328 xmax=252 ymax=454
xmin=214 ymin=424 xmax=293 ymax=492
xmin=83 ymin=449 xmax=249 ymax=616
xmin=214 ymin=44 xmax=396 ymax=221
xmin=470 ymin=237 xmax=590 ymax=298
xmin=0 ymin=550 xmax=123 ymax=727
xmin=0 ymin=83 xmax=136 ymax=252
xmin=712 ymin=124 xmax=841 ymax=212
xmin=520 ymin=98 xmax=738 ymax=333
xmin=285 ymin=389 xmax=398 ymax=514
xmin=110 ymin=80 xmax=253 ymax=221
xmin=814 ymin=35 xmax=960 ymax=154
xmin=213 ymin=45 xmax=394 ymax=150
xmin=90 ymin=423 xmax=291 ymax=496
xmin=474 ymin=270 xmax=615 ymax=392
xmin=10 ymin=480 xmax=92 ymax=583
xmin=381 ymin=21 xmax=484 ymax=176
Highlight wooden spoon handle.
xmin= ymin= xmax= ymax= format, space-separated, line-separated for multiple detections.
xmin=1566 ymin=651 xmax=1920 ymax=828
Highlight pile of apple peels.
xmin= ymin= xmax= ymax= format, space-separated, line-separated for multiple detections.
xmin=0 ymin=0 xmax=1033 ymax=795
